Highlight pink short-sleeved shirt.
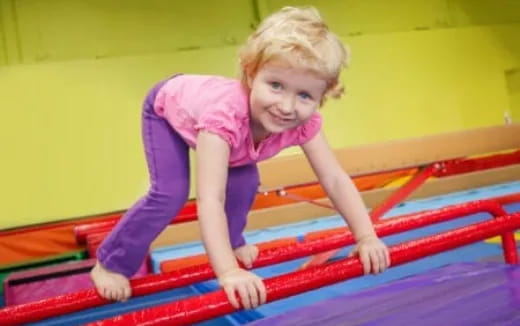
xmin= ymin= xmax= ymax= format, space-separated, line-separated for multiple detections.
xmin=153 ymin=75 xmax=322 ymax=167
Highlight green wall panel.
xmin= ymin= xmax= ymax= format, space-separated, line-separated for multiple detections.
xmin=257 ymin=0 xmax=520 ymax=36
xmin=0 ymin=2 xmax=5 ymax=65
xmin=0 ymin=0 xmax=519 ymax=228
xmin=13 ymin=0 xmax=256 ymax=63
xmin=258 ymin=0 xmax=452 ymax=35
xmin=448 ymin=0 xmax=520 ymax=26
xmin=0 ymin=27 xmax=5 ymax=66
xmin=0 ymin=0 xmax=22 ymax=65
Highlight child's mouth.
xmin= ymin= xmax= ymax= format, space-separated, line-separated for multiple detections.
xmin=268 ymin=111 xmax=293 ymax=125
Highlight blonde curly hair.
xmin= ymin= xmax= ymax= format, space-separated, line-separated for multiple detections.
xmin=239 ymin=6 xmax=349 ymax=101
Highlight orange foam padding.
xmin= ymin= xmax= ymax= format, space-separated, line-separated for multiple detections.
xmin=256 ymin=238 xmax=298 ymax=250
xmin=0 ymin=211 xmax=127 ymax=267
xmin=304 ymin=227 xmax=349 ymax=242
xmin=0 ymin=168 xmax=414 ymax=267
xmin=160 ymin=254 xmax=209 ymax=273
xmin=353 ymin=168 xmax=419 ymax=191
xmin=252 ymin=183 xmax=326 ymax=209
xmin=0 ymin=225 xmax=80 ymax=266
xmin=252 ymin=168 xmax=417 ymax=209
xmin=160 ymin=238 xmax=298 ymax=273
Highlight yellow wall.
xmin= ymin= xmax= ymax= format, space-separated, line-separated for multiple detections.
xmin=1 ymin=0 xmax=519 ymax=228
xmin=0 ymin=49 xmax=239 ymax=228
xmin=507 ymin=69 xmax=520 ymax=122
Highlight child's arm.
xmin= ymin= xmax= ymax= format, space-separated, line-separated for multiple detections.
xmin=301 ymin=131 xmax=391 ymax=273
xmin=195 ymin=131 xmax=266 ymax=309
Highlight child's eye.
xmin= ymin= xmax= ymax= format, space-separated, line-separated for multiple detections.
xmin=298 ymin=92 xmax=312 ymax=100
xmin=270 ymin=81 xmax=282 ymax=90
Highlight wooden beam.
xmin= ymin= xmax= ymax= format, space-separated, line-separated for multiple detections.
xmin=258 ymin=124 xmax=520 ymax=191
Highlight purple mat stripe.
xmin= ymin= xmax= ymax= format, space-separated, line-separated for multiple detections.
xmin=249 ymin=262 xmax=520 ymax=326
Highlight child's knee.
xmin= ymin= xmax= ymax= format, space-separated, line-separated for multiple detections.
xmin=146 ymin=188 xmax=189 ymax=214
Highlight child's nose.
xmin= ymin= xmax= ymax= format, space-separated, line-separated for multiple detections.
xmin=279 ymin=96 xmax=295 ymax=114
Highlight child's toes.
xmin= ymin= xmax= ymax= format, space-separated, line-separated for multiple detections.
xmin=114 ymin=289 xmax=122 ymax=302
xmin=101 ymin=287 xmax=110 ymax=300
xmin=123 ymin=286 xmax=131 ymax=301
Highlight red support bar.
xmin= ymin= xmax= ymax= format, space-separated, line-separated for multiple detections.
xmin=165 ymin=200 xmax=516 ymax=272
xmin=276 ymin=190 xmax=336 ymax=210
xmin=501 ymin=232 xmax=518 ymax=264
xmin=300 ymin=188 xmax=520 ymax=269
xmin=494 ymin=192 xmax=520 ymax=205
xmin=309 ymin=199 xmax=518 ymax=267
xmin=0 ymin=200 xmax=514 ymax=326
xmin=300 ymin=164 xmax=437 ymax=268
xmin=434 ymin=150 xmax=520 ymax=177
xmin=370 ymin=164 xmax=438 ymax=221
xmin=87 ymin=213 xmax=520 ymax=326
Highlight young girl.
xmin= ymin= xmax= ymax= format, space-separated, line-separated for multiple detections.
xmin=91 ymin=6 xmax=390 ymax=309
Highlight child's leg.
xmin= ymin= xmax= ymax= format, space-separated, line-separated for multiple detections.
xmin=225 ymin=164 xmax=260 ymax=249
xmin=96 ymin=80 xmax=190 ymax=278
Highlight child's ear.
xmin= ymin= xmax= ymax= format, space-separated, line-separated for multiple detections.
xmin=247 ymin=76 xmax=253 ymax=89
xmin=246 ymin=72 xmax=255 ymax=89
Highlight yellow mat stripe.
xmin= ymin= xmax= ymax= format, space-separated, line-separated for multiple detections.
xmin=486 ymin=232 xmax=520 ymax=243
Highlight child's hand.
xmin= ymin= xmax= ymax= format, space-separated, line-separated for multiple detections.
xmin=349 ymin=235 xmax=391 ymax=275
xmin=218 ymin=268 xmax=267 ymax=309
xmin=234 ymin=244 xmax=259 ymax=269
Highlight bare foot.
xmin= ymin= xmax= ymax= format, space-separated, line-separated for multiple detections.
xmin=90 ymin=260 xmax=132 ymax=302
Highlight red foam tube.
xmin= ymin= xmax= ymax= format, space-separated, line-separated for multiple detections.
xmin=74 ymin=209 xmax=197 ymax=244
xmin=0 ymin=200 xmax=513 ymax=325
xmin=88 ymin=212 xmax=520 ymax=326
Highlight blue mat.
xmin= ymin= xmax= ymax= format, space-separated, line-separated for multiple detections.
xmin=151 ymin=181 xmax=520 ymax=271
xmin=150 ymin=181 xmax=520 ymax=324
xmin=27 ymin=285 xmax=238 ymax=326
xmin=16 ymin=181 xmax=519 ymax=325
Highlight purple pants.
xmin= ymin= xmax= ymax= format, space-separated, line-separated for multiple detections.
xmin=97 ymin=77 xmax=259 ymax=277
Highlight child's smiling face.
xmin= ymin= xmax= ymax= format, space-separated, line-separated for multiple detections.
xmin=247 ymin=61 xmax=328 ymax=142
